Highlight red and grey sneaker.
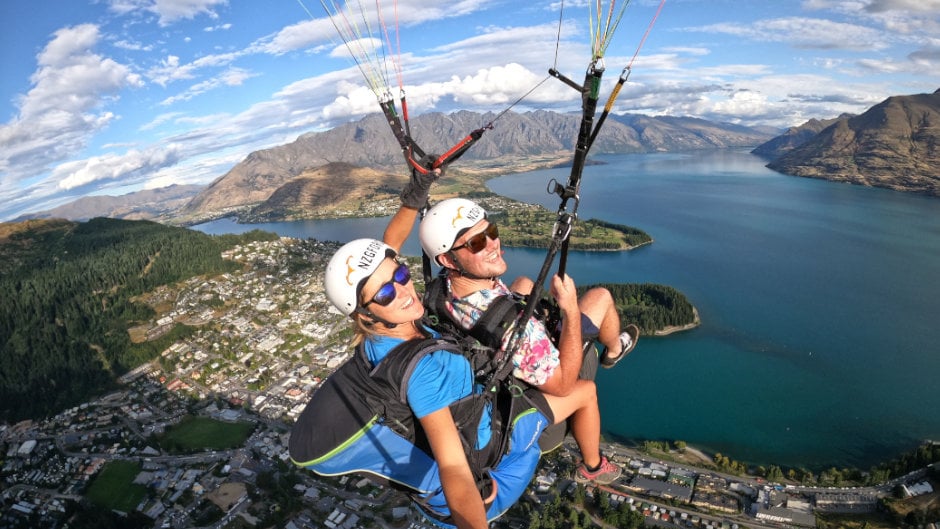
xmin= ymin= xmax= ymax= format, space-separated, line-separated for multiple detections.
xmin=574 ymin=456 xmax=622 ymax=485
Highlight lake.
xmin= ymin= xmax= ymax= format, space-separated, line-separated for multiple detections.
xmin=194 ymin=149 xmax=940 ymax=470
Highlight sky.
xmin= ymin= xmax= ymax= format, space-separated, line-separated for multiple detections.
xmin=1 ymin=0 xmax=938 ymax=221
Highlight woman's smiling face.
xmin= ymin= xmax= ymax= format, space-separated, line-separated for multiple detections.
xmin=359 ymin=258 xmax=424 ymax=324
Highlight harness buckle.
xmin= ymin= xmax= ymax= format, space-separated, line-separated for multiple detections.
xmin=552 ymin=214 xmax=574 ymax=241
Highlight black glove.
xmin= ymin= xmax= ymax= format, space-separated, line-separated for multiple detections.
xmin=400 ymin=154 xmax=443 ymax=209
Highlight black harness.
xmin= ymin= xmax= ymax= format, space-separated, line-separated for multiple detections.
xmin=289 ymin=330 xmax=544 ymax=525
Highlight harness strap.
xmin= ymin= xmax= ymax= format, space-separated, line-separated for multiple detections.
xmin=467 ymin=294 xmax=522 ymax=351
xmin=365 ymin=334 xmax=516 ymax=500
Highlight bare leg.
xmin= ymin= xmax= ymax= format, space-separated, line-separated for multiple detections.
xmin=515 ymin=279 xmax=627 ymax=360
xmin=578 ymin=287 xmax=623 ymax=358
xmin=508 ymin=275 xmax=534 ymax=295
xmin=541 ymin=379 xmax=602 ymax=468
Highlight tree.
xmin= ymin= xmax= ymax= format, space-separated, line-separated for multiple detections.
xmin=767 ymin=465 xmax=784 ymax=482
xmin=527 ymin=511 xmax=541 ymax=529
xmin=568 ymin=509 xmax=581 ymax=528
xmin=596 ymin=489 xmax=610 ymax=512
xmin=573 ymin=483 xmax=586 ymax=505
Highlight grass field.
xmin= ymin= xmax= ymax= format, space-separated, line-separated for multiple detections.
xmin=85 ymin=460 xmax=147 ymax=512
xmin=159 ymin=415 xmax=255 ymax=452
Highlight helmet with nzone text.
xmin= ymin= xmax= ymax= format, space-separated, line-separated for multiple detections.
xmin=419 ymin=198 xmax=487 ymax=261
xmin=324 ymin=238 xmax=397 ymax=316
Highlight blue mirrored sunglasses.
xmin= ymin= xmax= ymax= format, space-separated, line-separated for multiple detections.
xmin=361 ymin=263 xmax=411 ymax=309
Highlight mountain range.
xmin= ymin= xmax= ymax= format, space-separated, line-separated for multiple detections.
xmin=21 ymin=90 xmax=940 ymax=224
xmin=751 ymin=115 xmax=853 ymax=159
xmin=754 ymin=88 xmax=940 ymax=196
xmin=15 ymin=184 xmax=203 ymax=223
xmin=177 ymin=110 xmax=775 ymax=221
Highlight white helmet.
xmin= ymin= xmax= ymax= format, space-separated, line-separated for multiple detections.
xmin=324 ymin=238 xmax=397 ymax=316
xmin=419 ymin=198 xmax=487 ymax=261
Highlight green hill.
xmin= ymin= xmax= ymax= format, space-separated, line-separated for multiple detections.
xmin=0 ymin=217 xmax=276 ymax=422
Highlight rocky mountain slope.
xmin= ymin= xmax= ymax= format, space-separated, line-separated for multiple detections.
xmin=250 ymin=163 xmax=401 ymax=221
xmin=751 ymin=115 xmax=851 ymax=159
xmin=764 ymin=89 xmax=940 ymax=196
xmin=181 ymin=110 xmax=774 ymax=220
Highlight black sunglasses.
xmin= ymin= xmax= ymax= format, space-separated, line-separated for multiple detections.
xmin=452 ymin=223 xmax=499 ymax=254
xmin=361 ymin=263 xmax=411 ymax=309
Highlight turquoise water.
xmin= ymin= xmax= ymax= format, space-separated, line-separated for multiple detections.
xmin=194 ymin=150 xmax=940 ymax=470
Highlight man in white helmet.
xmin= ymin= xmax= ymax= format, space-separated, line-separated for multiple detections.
xmin=393 ymin=197 xmax=635 ymax=484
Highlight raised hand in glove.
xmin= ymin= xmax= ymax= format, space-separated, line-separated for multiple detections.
xmin=400 ymin=154 xmax=443 ymax=209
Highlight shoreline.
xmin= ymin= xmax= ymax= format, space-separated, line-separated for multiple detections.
xmin=653 ymin=307 xmax=701 ymax=336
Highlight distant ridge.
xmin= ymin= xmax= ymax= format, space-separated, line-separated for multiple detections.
xmin=759 ymin=89 xmax=940 ymax=196
xmin=16 ymin=184 xmax=203 ymax=222
xmin=751 ymin=115 xmax=853 ymax=159
xmin=180 ymin=109 xmax=774 ymax=220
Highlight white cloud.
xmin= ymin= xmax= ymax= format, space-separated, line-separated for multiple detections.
xmin=37 ymin=24 xmax=99 ymax=65
xmin=148 ymin=55 xmax=190 ymax=86
xmin=446 ymin=63 xmax=558 ymax=106
xmin=108 ymin=0 xmax=228 ymax=26
xmin=909 ymin=46 xmax=940 ymax=64
xmin=54 ymin=145 xmax=182 ymax=190
xmin=662 ymin=46 xmax=711 ymax=57
xmin=146 ymin=50 xmax=242 ymax=86
xmin=262 ymin=0 xmax=498 ymax=56
xmin=857 ymin=55 xmax=937 ymax=74
xmin=866 ymin=0 xmax=940 ymax=13
xmin=160 ymin=67 xmax=257 ymax=106
xmin=139 ymin=111 xmax=186 ymax=131
xmin=694 ymin=64 xmax=774 ymax=80
xmin=705 ymin=89 xmax=790 ymax=123
xmin=142 ymin=149 xmax=245 ymax=190
xmin=260 ymin=18 xmax=337 ymax=55
xmin=153 ymin=0 xmax=226 ymax=24
xmin=690 ymin=17 xmax=888 ymax=51
xmin=322 ymin=83 xmax=383 ymax=120
xmin=653 ymin=72 xmax=886 ymax=127
xmin=329 ymin=38 xmax=385 ymax=60
xmin=0 ymin=24 xmax=142 ymax=185
xmin=113 ymin=39 xmax=154 ymax=52
xmin=803 ymin=0 xmax=940 ymax=39
xmin=107 ymin=0 xmax=146 ymax=16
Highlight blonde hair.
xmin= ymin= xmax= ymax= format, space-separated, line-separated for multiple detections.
xmin=350 ymin=313 xmax=378 ymax=346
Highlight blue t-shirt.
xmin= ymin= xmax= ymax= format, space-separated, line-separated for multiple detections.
xmin=363 ymin=331 xmax=492 ymax=448
xmin=354 ymin=329 xmax=550 ymax=528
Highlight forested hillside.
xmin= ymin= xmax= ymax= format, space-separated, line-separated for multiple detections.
xmin=595 ymin=283 xmax=698 ymax=334
xmin=0 ymin=218 xmax=277 ymax=422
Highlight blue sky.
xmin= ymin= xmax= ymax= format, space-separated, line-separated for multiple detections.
xmin=1 ymin=0 xmax=938 ymax=221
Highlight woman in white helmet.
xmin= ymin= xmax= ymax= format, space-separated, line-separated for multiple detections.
xmin=299 ymin=235 xmax=604 ymax=529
